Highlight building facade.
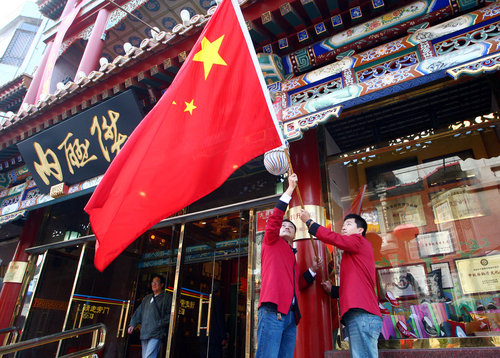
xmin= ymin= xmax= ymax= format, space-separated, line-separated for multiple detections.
xmin=0 ymin=0 xmax=499 ymax=357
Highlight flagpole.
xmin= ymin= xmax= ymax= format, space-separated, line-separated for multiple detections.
xmin=284 ymin=149 xmax=327 ymax=278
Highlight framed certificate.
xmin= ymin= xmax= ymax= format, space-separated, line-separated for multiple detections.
xmin=430 ymin=186 xmax=486 ymax=224
xmin=378 ymin=194 xmax=426 ymax=232
xmin=377 ymin=264 xmax=429 ymax=300
xmin=416 ymin=231 xmax=454 ymax=258
xmin=455 ymin=254 xmax=500 ymax=294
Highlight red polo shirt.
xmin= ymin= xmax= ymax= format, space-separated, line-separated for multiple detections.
xmin=311 ymin=224 xmax=381 ymax=321
xmin=258 ymin=199 xmax=311 ymax=315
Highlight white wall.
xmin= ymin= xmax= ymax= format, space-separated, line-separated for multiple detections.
xmin=0 ymin=1 xmax=52 ymax=87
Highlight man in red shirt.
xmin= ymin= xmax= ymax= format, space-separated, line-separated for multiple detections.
xmin=299 ymin=210 xmax=382 ymax=358
xmin=256 ymin=172 xmax=320 ymax=358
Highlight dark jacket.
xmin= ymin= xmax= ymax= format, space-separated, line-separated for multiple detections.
xmin=130 ymin=291 xmax=172 ymax=340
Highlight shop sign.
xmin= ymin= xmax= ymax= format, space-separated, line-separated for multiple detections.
xmin=416 ymin=231 xmax=454 ymax=258
xmin=455 ymin=254 xmax=500 ymax=294
xmin=82 ymin=303 xmax=110 ymax=319
xmin=3 ymin=260 xmax=27 ymax=283
xmin=178 ymin=298 xmax=196 ymax=315
xmin=17 ymin=90 xmax=144 ymax=194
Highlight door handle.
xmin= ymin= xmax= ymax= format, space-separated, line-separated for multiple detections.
xmin=206 ymin=294 xmax=212 ymax=337
xmin=122 ymin=300 xmax=131 ymax=338
xmin=78 ymin=305 xmax=84 ymax=329
xmin=196 ymin=295 xmax=211 ymax=337
xmin=72 ymin=304 xmax=81 ymax=330
xmin=117 ymin=301 xmax=126 ymax=338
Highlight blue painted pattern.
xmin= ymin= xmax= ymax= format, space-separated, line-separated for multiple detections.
xmin=350 ymin=6 xmax=362 ymax=19
xmin=331 ymin=15 xmax=343 ymax=27
xmin=128 ymin=10 xmax=143 ymax=22
xmin=315 ymin=22 xmax=326 ymax=35
xmin=162 ymin=17 xmax=177 ymax=30
xmin=129 ymin=36 xmax=142 ymax=47
xmin=145 ymin=0 xmax=160 ymax=11
xmin=113 ymin=44 xmax=125 ymax=55
xmin=298 ymin=30 xmax=309 ymax=42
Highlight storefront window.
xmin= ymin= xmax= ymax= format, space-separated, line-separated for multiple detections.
xmin=328 ymin=114 xmax=500 ymax=345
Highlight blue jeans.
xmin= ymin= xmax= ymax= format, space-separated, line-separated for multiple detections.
xmin=255 ymin=305 xmax=296 ymax=358
xmin=141 ymin=338 xmax=161 ymax=358
xmin=343 ymin=309 xmax=382 ymax=358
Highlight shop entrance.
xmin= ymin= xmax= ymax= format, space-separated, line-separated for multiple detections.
xmin=166 ymin=211 xmax=249 ymax=358
xmin=59 ymin=243 xmax=137 ymax=357
xmin=17 ymin=241 xmax=138 ymax=358
xmin=16 ymin=247 xmax=80 ymax=357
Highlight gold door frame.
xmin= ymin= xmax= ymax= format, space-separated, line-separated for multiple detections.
xmin=165 ymin=222 xmax=185 ymax=357
xmin=245 ymin=208 xmax=256 ymax=358
xmin=141 ymin=194 xmax=280 ymax=358
xmin=163 ymin=208 xmax=258 ymax=358
xmin=16 ymin=253 xmax=48 ymax=338
xmin=55 ymin=243 xmax=87 ymax=357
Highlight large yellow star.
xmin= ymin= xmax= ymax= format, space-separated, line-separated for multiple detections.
xmin=193 ymin=35 xmax=227 ymax=80
xmin=184 ymin=99 xmax=197 ymax=115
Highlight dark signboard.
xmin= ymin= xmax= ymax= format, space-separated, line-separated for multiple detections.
xmin=17 ymin=90 xmax=144 ymax=194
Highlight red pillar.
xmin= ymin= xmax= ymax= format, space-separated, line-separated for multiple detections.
xmin=60 ymin=0 xmax=80 ymax=19
xmin=24 ymin=0 xmax=81 ymax=106
xmin=22 ymin=42 xmax=53 ymax=106
xmin=0 ymin=209 xmax=44 ymax=344
xmin=76 ymin=8 xmax=110 ymax=76
xmin=289 ymin=130 xmax=333 ymax=358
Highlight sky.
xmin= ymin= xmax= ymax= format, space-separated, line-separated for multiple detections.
xmin=1 ymin=0 xmax=34 ymax=29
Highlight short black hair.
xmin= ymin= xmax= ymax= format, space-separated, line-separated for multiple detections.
xmin=344 ymin=214 xmax=367 ymax=237
xmin=151 ymin=274 xmax=165 ymax=285
xmin=282 ymin=219 xmax=297 ymax=236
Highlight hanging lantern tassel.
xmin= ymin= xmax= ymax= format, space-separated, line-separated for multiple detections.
xmin=263 ymin=147 xmax=289 ymax=176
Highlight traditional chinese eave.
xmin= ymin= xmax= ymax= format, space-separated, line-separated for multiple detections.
xmin=0 ymin=0 xmax=492 ymax=151
xmin=40 ymin=0 xmax=133 ymax=46
xmin=37 ymin=0 xmax=68 ymax=20
xmin=0 ymin=75 xmax=32 ymax=113
xmin=0 ymin=4 xmax=212 ymax=148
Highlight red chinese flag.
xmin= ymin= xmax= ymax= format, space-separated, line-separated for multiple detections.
xmin=345 ymin=184 xmax=367 ymax=216
xmin=85 ymin=0 xmax=284 ymax=271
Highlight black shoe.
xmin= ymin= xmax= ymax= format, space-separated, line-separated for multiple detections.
xmin=422 ymin=316 xmax=438 ymax=337
xmin=440 ymin=322 xmax=452 ymax=337
xmin=487 ymin=302 xmax=497 ymax=310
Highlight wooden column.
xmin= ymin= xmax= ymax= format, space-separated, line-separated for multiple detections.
xmin=289 ymin=130 xmax=333 ymax=358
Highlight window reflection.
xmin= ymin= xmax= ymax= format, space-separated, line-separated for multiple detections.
xmin=333 ymin=132 xmax=500 ymax=342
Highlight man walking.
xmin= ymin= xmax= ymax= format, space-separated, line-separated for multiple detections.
xmin=128 ymin=274 xmax=172 ymax=358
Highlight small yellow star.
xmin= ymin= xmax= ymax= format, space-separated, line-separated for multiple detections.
xmin=193 ymin=35 xmax=227 ymax=80
xmin=184 ymin=99 xmax=197 ymax=115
